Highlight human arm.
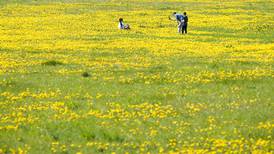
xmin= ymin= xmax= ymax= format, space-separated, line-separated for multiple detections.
xmin=169 ymin=14 xmax=176 ymax=21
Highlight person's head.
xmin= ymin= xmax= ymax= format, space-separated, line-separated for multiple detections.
xmin=184 ymin=12 xmax=187 ymax=15
xmin=119 ymin=18 xmax=123 ymax=22
xmin=173 ymin=12 xmax=177 ymax=15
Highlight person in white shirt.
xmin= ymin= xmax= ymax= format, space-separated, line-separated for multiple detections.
xmin=118 ymin=18 xmax=130 ymax=30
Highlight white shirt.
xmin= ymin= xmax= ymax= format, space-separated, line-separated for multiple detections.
xmin=118 ymin=21 xmax=125 ymax=29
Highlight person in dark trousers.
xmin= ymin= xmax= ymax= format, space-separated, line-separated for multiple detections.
xmin=182 ymin=12 xmax=188 ymax=34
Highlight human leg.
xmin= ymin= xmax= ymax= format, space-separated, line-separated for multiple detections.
xmin=184 ymin=23 xmax=187 ymax=34
xmin=178 ymin=22 xmax=183 ymax=33
xmin=182 ymin=23 xmax=187 ymax=34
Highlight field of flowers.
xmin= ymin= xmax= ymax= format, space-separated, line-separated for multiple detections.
xmin=0 ymin=0 xmax=273 ymax=153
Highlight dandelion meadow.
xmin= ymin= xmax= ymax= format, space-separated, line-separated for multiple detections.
xmin=0 ymin=0 xmax=273 ymax=153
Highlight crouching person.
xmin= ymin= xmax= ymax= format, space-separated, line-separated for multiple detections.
xmin=118 ymin=18 xmax=130 ymax=30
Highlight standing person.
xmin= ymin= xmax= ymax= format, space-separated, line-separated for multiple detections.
xmin=169 ymin=12 xmax=184 ymax=33
xmin=118 ymin=18 xmax=130 ymax=30
xmin=182 ymin=12 xmax=188 ymax=34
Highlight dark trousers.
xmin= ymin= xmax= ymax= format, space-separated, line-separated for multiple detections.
xmin=182 ymin=23 xmax=187 ymax=34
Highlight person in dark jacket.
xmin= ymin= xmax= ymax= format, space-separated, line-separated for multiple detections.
xmin=182 ymin=12 xmax=188 ymax=34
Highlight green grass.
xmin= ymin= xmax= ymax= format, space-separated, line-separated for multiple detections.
xmin=0 ymin=0 xmax=273 ymax=153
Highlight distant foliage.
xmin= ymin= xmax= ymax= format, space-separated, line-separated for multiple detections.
xmin=42 ymin=60 xmax=63 ymax=66
xmin=82 ymin=72 xmax=90 ymax=77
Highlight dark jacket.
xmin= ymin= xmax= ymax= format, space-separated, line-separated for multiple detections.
xmin=183 ymin=15 xmax=188 ymax=24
